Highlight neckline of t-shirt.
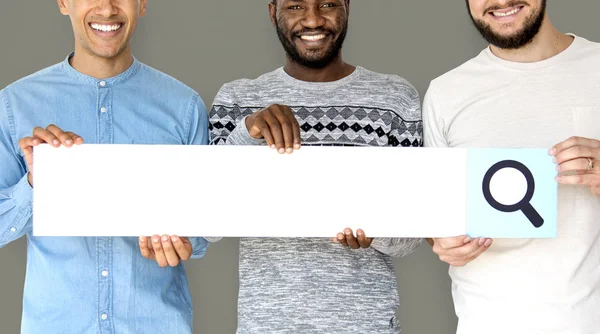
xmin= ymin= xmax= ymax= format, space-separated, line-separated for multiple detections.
xmin=60 ymin=52 xmax=142 ymax=86
xmin=483 ymin=33 xmax=580 ymax=70
xmin=275 ymin=66 xmax=364 ymax=89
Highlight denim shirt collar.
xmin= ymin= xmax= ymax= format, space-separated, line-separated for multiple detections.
xmin=60 ymin=52 xmax=141 ymax=86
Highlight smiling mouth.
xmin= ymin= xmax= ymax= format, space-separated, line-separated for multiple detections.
xmin=489 ymin=6 xmax=524 ymax=17
xmin=299 ymin=34 xmax=327 ymax=42
xmin=89 ymin=23 xmax=123 ymax=33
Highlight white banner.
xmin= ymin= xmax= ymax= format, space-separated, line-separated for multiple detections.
xmin=32 ymin=144 xmax=557 ymax=238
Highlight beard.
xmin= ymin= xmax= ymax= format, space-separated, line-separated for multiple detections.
xmin=468 ymin=0 xmax=546 ymax=49
xmin=275 ymin=18 xmax=348 ymax=69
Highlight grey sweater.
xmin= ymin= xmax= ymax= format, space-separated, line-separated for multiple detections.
xmin=208 ymin=67 xmax=423 ymax=334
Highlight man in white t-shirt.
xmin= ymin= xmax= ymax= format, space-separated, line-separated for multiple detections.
xmin=423 ymin=1 xmax=600 ymax=333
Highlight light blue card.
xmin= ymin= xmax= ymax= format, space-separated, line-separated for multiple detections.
xmin=466 ymin=148 xmax=557 ymax=238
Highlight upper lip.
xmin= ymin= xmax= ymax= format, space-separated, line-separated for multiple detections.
xmin=89 ymin=22 xmax=123 ymax=26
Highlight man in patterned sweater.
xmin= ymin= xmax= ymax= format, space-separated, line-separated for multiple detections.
xmin=208 ymin=0 xmax=422 ymax=332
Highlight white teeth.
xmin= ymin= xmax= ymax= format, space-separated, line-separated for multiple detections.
xmin=90 ymin=23 xmax=122 ymax=32
xmin=492 ymin=7 xmax=521 ymax=17
xmin=300 ymin=34 xmax=326 ymax=41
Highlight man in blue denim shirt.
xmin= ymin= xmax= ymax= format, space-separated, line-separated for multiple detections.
xmin=0 ymin=0 xmax=209 ymax=333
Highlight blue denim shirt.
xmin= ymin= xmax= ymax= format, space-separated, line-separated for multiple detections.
xmin=0 ymin=54 xmax=209 ymax=334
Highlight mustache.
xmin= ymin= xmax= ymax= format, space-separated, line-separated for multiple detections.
xmin=292 ymin=28 xmax=336 ymax=37
xmin=484 ymin=1 xmax=528 ymax=14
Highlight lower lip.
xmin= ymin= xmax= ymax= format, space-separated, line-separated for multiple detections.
xmin=489 ymin=6 xmax=524 ymax=22
xmin=89 ymin=24 xmax=123 ymax=38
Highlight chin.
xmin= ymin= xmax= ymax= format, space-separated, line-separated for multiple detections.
xmin=90 ymin=46 xmax=126 ymax=59
xmin=94 ymin=51 xmax=121 ymax=59
xmin=301 ymin=50 xmax=327 ymax=60
xmin=493 ymin=29 xmax=524 ymax=40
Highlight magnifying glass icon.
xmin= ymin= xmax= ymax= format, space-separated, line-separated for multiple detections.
xmin=482 ymin=160 xmax=544 ymax=228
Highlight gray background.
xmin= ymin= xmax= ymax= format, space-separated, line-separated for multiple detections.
xmin=0 ymin=1 xmax=597 ymax=333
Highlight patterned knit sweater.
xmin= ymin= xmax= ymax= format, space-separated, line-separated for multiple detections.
xmin=208 ymin=66 xmax=423 ymax=334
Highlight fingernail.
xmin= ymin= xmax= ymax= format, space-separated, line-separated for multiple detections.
xmin=478 ymin=238 xmax=484 ymax=246
xmin=66 ymin=139 xmax=73 ymax=145
xmin=357 ymin=231 xmax=363 ymax=236
xmin=152 ymin=237 xmax=159 ymax=243
xmin=53 ymin=139 xmax=60 ymax=146
xmin=463 ymin=237 xmax=471 ymax=243
xmin=270 ymin=144 xmax=276 ymax=149
xmin=556 ymin=165 xmax=560 ymax=171
xmin=172 ymin=236 xmax=179 ymax=242
xmin=294 ymin=144 xmax=301 ymax=149
xmin=286 ymin=148 xmax=293 ymax=154
xmin=161 ymin=235 xmax=168 ymax=242
xmin=549 ymin=148 xmax=555 ymax=155
xmin=552 ymin=157 xmax=557 ymax=163
xmin=484 ymin=239 xmax=493 ymax=247
xmin=139 ymin=236 xmax=145 ymax=242
xmin=338 ymin=235 xmax=344 ymax=240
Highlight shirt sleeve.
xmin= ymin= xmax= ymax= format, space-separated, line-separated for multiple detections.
xmin=401 ymin=78 xmax=424 ymax=147
xmin=370 ymin=237 xmax=423 ymax=257
xmin=186 ymin=93 xmax=209 ymax=146
xmin=203 ymin=237 xmax=223 ymax=243
xmin=422 ymin=83 xmax=449 ymax=148
xmin=0 ymin=89 xmax=34 ymax=248
xmin=189 ymin=237 xmax=209 ymax=259
xmin=208 ymin=83 xmax=264 ymax=146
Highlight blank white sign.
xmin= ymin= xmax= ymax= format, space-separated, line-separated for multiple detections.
xmin=32 ymin=144 xmax=467 ymax=238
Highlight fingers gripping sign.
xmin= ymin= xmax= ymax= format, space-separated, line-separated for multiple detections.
xmin=139 ymin=235 xmax=193 ymax=267
xmin=551 ymin=136 xmax=600 ymax=196
xmin=245 ymin=104 xmax=302 ymax=154
xmin=18 ymin=124 xmax=84 ymax=186
xmin=332 ymin=228 xmax=373 ymax=249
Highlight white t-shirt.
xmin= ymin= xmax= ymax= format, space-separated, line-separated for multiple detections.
xmin=423 ymin=34 xmax=600 ymax=334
